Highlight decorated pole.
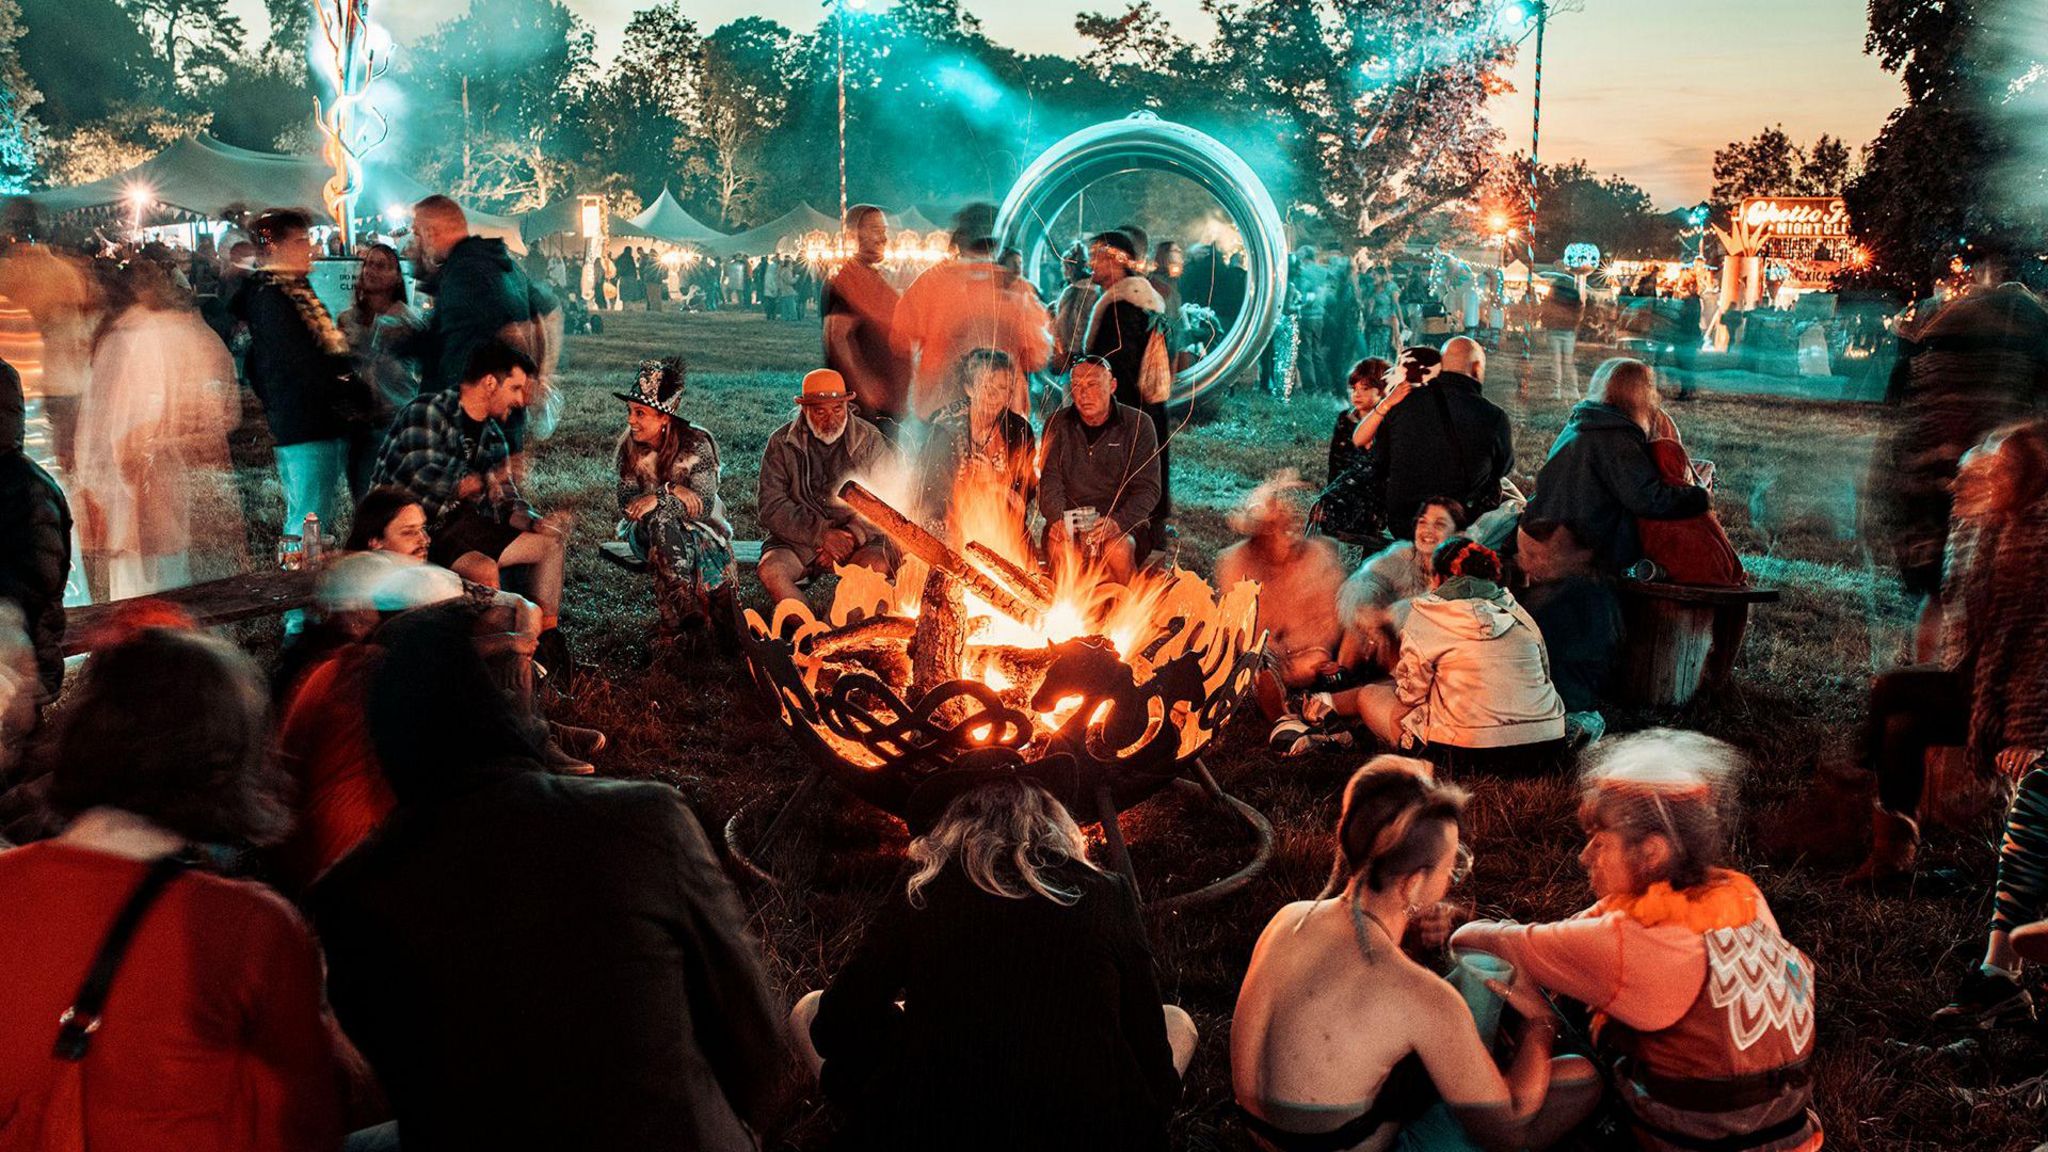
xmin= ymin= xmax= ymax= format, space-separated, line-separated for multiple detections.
xmin=312 ymin=0 xmax=391 ymax=252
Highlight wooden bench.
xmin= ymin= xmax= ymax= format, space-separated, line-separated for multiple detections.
xmin=1615 ymin=581 xmax=1780 ymax=709
xmin=598 ymin=539 xmax=765 ymax=573
xmin=61 ymin=569 xmax=319 ymax=656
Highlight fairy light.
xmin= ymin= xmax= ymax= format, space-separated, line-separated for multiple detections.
xmin=313 ymin=0 xmax=392 ymax=252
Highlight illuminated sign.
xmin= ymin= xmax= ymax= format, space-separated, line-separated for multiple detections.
xmin=1738 ymin=197 xmax=1851 ymax=242
xmin=578 ymin=195 xmax=605 ymax=239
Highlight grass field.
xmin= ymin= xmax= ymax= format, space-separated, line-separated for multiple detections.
xmin=214 ymin=309 xmax=2045 ymax=1149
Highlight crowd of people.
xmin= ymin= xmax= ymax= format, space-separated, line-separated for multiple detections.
xmin=0 ymin=189 xmax=2046 ymax=1152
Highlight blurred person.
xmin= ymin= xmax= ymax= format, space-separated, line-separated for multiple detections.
xmin=337 ymin=240 xmax=425 ymax=425
xmin=777 ymin=257 xmax=800 ymax=320
xmin=1852 ymin=420 xmax=2048 ymax=883
xmin=1040 ymin=358 xmax=1162 ymax=582
xmin=823 ymin=205 xmax=910 ymax=437
xmin=614 ymin=244 xmax=642 ymax=311
xmin=409 ymin=195 xmax=561 ymax=473
xmin=1322 ymin=249 xmax=1365 ymax=392
xmin=1377 ymin=340 xmax=1513 ymax=532
xmin=1338 ymin=497 xmax=1468 ymax=671
xmin=370 ymin=340 xmax=574 ymax=649
xmin=1291 ymin=245 xmax=1331 ymax=395
xmin=1149 ymin=240 xmax=1189 ymax=369
xmin=1516 ymin=518 xmax=1623 ymax=746
xmin=310 ymin=605 xmax=786 ymax=1152
xmin=722 ymin=254 xmax=747 ymax=307
xmin=893 ymin=203 xmax=1052 ymax=419
xmin=1524 ymin=358 xmax=1711 ymax=575
xmin=1360 ymin=266 xmax=1401 ymax=361
xmin=761 ymin=253 xmax=784 ymax=320
xmin=1312 ymin=539 xmax=1566 ymax=776
xmin=612 ymin=357 xmax=737 ymax=641
xmin=234 ymin=208 xmax=380 ymax=523
xmin=1454 ymin=731 xmax=1821 ymax=1152
xmin=1317 ymin=356 xmax=1404 ymax=544
xmin=1216 ymin=471 xmax=1345 ymax=691
xmin=0 ymin=357 xmax=68 ymax=704
xmin=0 ymin=243 xmax=94 ymax=472
xmin=1083 ymin=229 xmax=1174 ymax=547
xmin=1932 ymin=760 xmax=2048 ymax=1027
xmin=74 ymin=259 xmax=238 ymax=599
xmin=1050 ymin=242 xmax=1100 ymax=376
xmin=1234 ymin=757 xmax=1598 ymax=1152
xmin=0 ymin=629 xmax=344 ymax=1151
xmin=1540 ymin=276 xmax=1584 ymax=399
xmin=1871 ymin=256 xmax=2048 ymax=661
xmin=1181 ymin=241 xmax=1247 ymax=332
xmin=793 ymin=774 xmax=1192 ymax=1151
xmin=757 ymin=368 xmax=897 ymax=606
xmin=916 ymin=348 xmax=1036 ymax=545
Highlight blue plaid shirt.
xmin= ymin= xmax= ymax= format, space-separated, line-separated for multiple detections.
xmin=370 ymin=388 xmax=523 ymax=525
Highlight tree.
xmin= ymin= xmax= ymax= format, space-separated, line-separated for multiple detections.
xmin=691 ymin=17 xmax=788 ymax=226
xmin=18 ymin=0 xmax=158 ymax=129
xmin=582 ymin=1 xmax=699 ymax=201
xmin=1709 ymin=125 xmax=1798 ymax=208
xmin=119 ymin=0 xmax=245 ymax=93
xmin=1796 ymin=134 xmax=1853 ymax=195
xmin=40 ymin=101 xmax=205 ymax=185
xmin=0 ymin=0 xmax=42 ymax=191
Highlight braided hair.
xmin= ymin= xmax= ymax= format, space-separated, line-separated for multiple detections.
xmin=1431 ymin=535 xmax=1502 ymax=583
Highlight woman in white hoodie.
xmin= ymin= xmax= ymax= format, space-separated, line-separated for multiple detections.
xmin=1312 ymin=537 xmax=1567 ymax=775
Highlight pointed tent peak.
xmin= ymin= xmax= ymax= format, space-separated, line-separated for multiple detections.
xmin=629 ymin=189 xmax=726 ymax=245
xmin=886 ymin=206 xmax=941 ymax=234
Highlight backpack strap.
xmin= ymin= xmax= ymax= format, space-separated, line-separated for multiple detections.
xmin=53 ymin=854 xmax=191 ymax=1061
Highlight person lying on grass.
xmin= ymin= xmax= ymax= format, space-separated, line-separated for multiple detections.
xmin=1232 ymin=755 xmax=1599 ymax=1152
xmin=1454 ymin=730 xmax=1823 ymax=1152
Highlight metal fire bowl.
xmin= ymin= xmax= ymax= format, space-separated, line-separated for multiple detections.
xmin=738 ymin=597 xmax=1267 ymax=821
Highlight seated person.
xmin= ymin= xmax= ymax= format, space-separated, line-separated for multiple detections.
xmin=1640 ymin=406 xmax=1744 ymax=586
xmin=1040 ymin=358 xmax=1162 ymax=582
xmin=370 ymin=339 xmax=575 ymax=648
xmin=1313 ymin=539 xmax=1566 ymax=776
xmin=612 ymin=356 xmax=737 ymax=638
xmin=1515 ymin=518 xmax=1623 ymax=746
xmin=1454 ymin=731 xmax=1822 ymax=1152
xmin=1523 ymin=357 xmax=1709 ymax=575
xmin=1233 ymin=756 xmax=1598 ymax=1152
xmin=757 ymin=369 xmax=898 ymax=606
xmin=1337 ymin=496 xmax=1466 ymax=671
xmin=1216 ymin=471 xmax=1345 ymax=691
xmin=1377 ymin=338 xmax=1513 ymax=531
xmin=1316 ymin=357 xmax=1402 ymax=544
xmin=916 ymin=348 xmax=1037 ymax=546
xmin=793 ymin=774 xmax=1195 ymax=1151
xmin=1933 ymin=760 xmax=2048 ymax=1027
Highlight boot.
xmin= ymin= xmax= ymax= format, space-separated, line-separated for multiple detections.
xmin=1846 ymin=806 xmax=1918 ymax=884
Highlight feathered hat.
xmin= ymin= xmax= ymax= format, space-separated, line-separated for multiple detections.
xmin=614 ymin=356 xmax=687 ymax=417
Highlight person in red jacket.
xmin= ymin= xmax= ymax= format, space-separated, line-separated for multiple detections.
xmin=0 ymin=628 xmax=344 ymax=1152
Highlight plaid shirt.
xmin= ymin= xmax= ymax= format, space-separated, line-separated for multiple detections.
xmin=370 ymin=387 xmax=523 ymax=525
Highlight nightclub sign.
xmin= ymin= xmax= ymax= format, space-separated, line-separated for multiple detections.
xmin=1738 ymin=197 xmax=1852 ymax=242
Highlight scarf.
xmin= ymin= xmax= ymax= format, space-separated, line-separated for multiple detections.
xmin=1598 ymin=868 xmax=1759 ymax=934
xmin=258 ymin=270 xmax=349 ymax=357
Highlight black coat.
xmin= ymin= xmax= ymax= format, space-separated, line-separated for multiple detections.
xmin=231 ymin=273 xmax=373 ymax=446
xmin=1378 ymin=371 xmax=1514 ymax=529
xmin=0 ymin=360 xmax=69 ymax=698
xmin=811 ymin=865 xmax=1181 ymax=1152
xmin=417 ymin=236 xmax=555 ymax=395
xmin=1525 ymin=401 xmax=1710 ymax=572
xmin=309 ymin=770 xmax=785 ymax=1152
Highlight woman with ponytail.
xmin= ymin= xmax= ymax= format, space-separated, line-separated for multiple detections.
xmin=792 ymin=775 xmax=1195 ymax=1151
xmin=1312 ymin=537 xmax=1567 ymax=775
xmin=1233 ymin=756 xmax=1598 ymax=1152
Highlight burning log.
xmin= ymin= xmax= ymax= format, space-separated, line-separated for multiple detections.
xmin=973 ymin=643 xmax=1059 ymax=689
xmin=839 ymin=481 xmax=1050 ymax=628
xmin=910 ymin=570 xmax=968 ymax=701
xmin=810 ymin=615 xmax=917 ymax=659
xmin=966 ymin=541 xmax=1055 ymax=605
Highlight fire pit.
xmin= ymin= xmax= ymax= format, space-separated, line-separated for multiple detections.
xmin=731 ymin=480 xmax=1273 ymax=908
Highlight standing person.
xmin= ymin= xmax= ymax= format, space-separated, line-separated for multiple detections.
xmin=1455 ymin=731 xmax=1822 ymax=1152
xmin=0 ymin=629 xmax=344 ymax=1152
xmin=1291 ymin=246 xmax=1331 ymax=394
xmin=1377 ymin=338 xmax=1514 ymax=531
xmin=0 ymin=357 xmax=69 ymax=706
xmin=1541 ymin=276 xmax=1585 ymax=399
xmin=614 ymin=245 xmax=642 ymax=312
xmin=611 ymin=357 xmax=736 ymax=640
xmin=1051 ymin=243 xmax=1100 ymax=377
xmin=723 ymin=255 xmax=747 ymax=308
xmin=589 ymin=252 xmax=610 ymax=311
xmin=916 ymin=348 xmax=1036 ymax=546
xmin=761 ymin=255 xmax=784 ymax=321
xmin=234 ymin=208 xmax=379 ymax=523
xmin=892 ymin=203 xmax=1052 ymax=419
xmin=311 ymin=606 xmax=787 ymax=1152
xmin=1149 ymin=241 xmax=1189 ymax=368
xmin=408 ymin=195 xmax=560 ymax=475
xmin=337 ymin=240 xmax=425 ymax=451
xmin=1039 ymin=359 xmax=1162 ymax=582
xmin=1360 ymin=267 xmax=1401 ymax=361
xmin=824 ymin=206 xmax=909 ymax=437
xmin=793 ymin=776 xmax=1193 ymax=1152
xmin=1083 ymin=230 xmax=1174 ymax=549
xmin=1323 ymin=250 xmax=1365 ymax=391
xmin=75 ymin=260 xmax=239 ymax=599
xmin=756 ymin=369 xmax=899 ymax=606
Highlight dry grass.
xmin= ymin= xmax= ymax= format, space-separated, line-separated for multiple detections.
xmin=215 ymin=310 xmax=2043 ymax=1149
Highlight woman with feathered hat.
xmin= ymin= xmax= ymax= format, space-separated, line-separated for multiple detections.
xmin=613 ymin=356 xmax=736 ymax=641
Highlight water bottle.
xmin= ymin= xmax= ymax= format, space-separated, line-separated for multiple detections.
xmin=302 ymin=514 xmax=322 ymax=569
xmin=1624 ymin=558 xmax=1664 ymax=582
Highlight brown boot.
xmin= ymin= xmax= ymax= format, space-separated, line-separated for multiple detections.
xmin=1846 ymin=806 xmax=1919 ymax=884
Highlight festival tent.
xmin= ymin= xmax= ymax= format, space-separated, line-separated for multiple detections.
xmin=628 ymin=188 xmax=726 ymax=246
xmin=889 ymin=206 xmax=941 ymax=234
xmin=19 ymin=135 xmax=525 ymax=250
xmin=700 ymin=204 xmax=839 ymax=257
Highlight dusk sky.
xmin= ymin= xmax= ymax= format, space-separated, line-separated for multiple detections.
xmin=248 ymin=0 xmax=1905 ymax=208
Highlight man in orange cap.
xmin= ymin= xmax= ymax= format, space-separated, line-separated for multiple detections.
xmin=756 ymin=368 xmax=899 ymax=605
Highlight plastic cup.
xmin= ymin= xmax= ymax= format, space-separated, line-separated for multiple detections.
xmin=1447 ymin=950 xmax=1515 ymax=1047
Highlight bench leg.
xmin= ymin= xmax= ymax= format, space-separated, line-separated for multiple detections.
xmin=1705 ymin=604 xmax=1751 ymax=688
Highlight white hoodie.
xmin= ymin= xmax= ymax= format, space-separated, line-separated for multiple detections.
xmin=1393 ymin=581 xmax=1566 ymax=749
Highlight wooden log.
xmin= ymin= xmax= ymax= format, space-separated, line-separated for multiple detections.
xmin=909 ymin=569 xmax=968 ymax=700
xmin=810 ymin=615 xmax=917 ymax=659
xmin=839 ymin=480 xmax=1048 ymax=627
xmin=972 ymin=643 xmax=1058 ymax=689
xmin=966 ymin=541 xmax=1054 ymax=603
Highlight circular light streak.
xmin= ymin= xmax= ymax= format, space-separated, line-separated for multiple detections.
xmin=995 ymin=112 xmax=1289 ymax=409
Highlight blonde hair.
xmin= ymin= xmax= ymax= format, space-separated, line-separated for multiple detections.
xmin=906 ymin=778 xmax=1100 ymax=906
xmin=1577 ymin=728 xmax=1742 ymax=892
xmin=1586 ymin=357 xmax=1660 ymax=427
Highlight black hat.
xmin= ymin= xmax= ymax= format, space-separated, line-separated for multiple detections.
xmin=613 ymin=356 xmax=686 ymax=416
